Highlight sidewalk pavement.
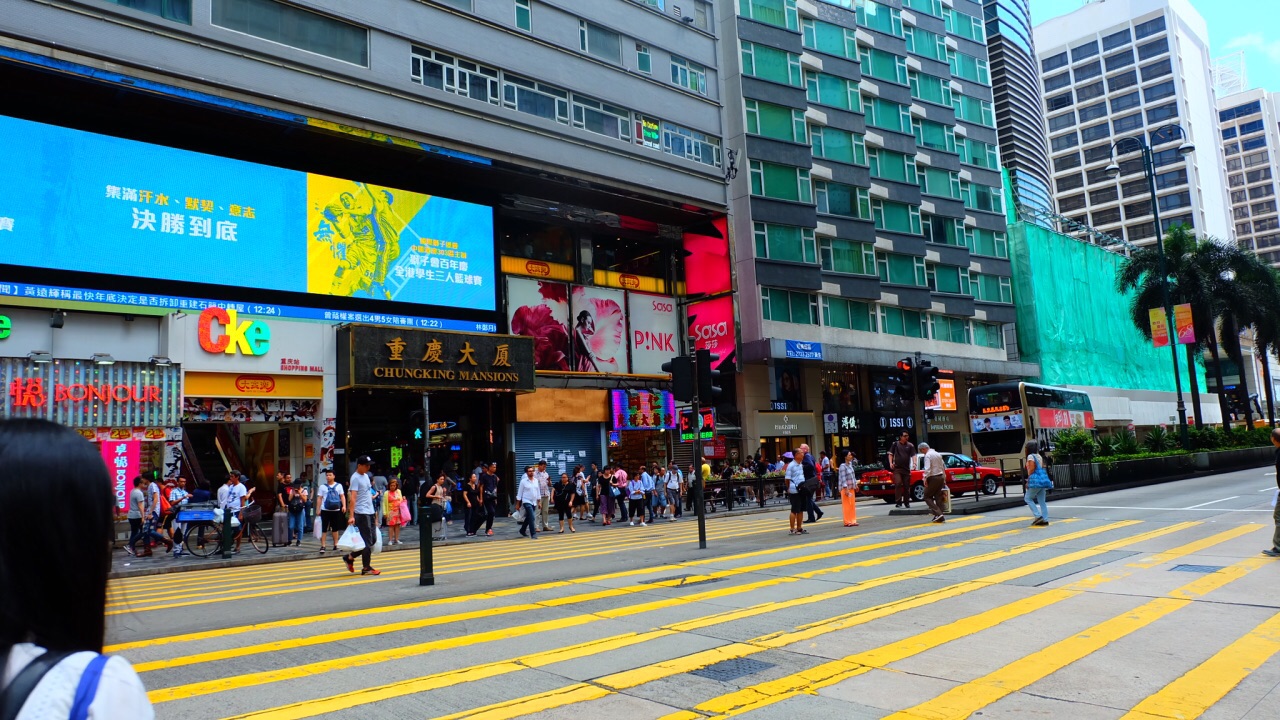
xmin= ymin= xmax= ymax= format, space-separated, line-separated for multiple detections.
xmin=110 ymin=495 xmax=842 ymax=579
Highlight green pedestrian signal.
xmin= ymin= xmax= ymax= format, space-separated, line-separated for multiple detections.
xmin=414 ymin=428 xmax=423 ymax=440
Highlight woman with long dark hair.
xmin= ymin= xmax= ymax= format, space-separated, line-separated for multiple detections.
xmin=0 ymin=419 xmax=153 ymax=716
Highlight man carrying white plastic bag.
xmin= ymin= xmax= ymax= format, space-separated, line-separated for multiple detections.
xmin=343 ymin=455 xmax=382 ymax=575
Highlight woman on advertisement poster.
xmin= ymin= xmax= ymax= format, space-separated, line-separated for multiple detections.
xmin=570 ymin=287 xmax=626 ymax=373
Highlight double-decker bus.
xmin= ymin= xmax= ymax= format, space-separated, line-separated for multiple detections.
xmin=968 ymin=382 xmax=1095 ymax=479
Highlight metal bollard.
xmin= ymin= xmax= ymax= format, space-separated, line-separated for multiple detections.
xmin=419 ymin=500 xmax=441 ymax=586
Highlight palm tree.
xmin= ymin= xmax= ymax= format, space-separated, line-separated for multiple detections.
xmin=1223 ymin=258 xmax=1280 ymax=428
xmin=1117 ymin=226 xmax=1223 ymax=430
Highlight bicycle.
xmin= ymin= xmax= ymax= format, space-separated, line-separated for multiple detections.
xmin=179 ymin=501 xmax=270 ymax=558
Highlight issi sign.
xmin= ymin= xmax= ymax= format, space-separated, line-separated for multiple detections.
xmin=198 ymin=306 xmax=271 ymax=355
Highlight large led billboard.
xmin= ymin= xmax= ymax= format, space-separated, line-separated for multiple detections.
xmin=0 ymin=114 xmax=496 ymax=311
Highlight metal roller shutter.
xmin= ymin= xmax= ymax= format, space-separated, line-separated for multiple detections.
xmin=513 ymin=422 xmax=604 ymax=479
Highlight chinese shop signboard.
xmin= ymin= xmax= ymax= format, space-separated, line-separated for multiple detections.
xmin=101 ymin=439 xmax=140 ymax=512
xmin=338 ymin=325 xmax=535 ymax=392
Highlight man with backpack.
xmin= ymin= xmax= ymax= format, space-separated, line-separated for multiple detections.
xmin=315 ymin=470 xmax=346 ymax=553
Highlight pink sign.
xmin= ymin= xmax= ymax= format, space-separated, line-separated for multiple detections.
xmin=1036 ymin=408 xmax=1096 ymax=430
xmin=688 ymin=296 xmax=736 ymax=370
xmin=101 ymin=440 xmax=140 ymax=512
xmin=628 ymin=292 xmax=679 ymax=374
xmin=683 ymin=217 xmax=731 ymax=296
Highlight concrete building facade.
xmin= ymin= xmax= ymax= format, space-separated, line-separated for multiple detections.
xmin=1219 ymin=88 xmax=1280 ymax=265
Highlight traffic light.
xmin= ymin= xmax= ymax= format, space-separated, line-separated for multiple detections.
xmin=414 ymin=428 xmax=423 ymax=440
xmin=662 ymin=356 xmax=695 ymax=402
xmin=895 ymin=357 xmax=915 ymax=403
xmin=917 ymin=360 xmax=940 ymax=403
xmin=696 ymin=349 xmax=722 ymax=403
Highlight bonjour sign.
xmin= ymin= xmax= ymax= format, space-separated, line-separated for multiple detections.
xmin=339 ymin=325 xmax=535 ymax=392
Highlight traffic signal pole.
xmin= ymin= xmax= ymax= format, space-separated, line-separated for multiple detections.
xmin=914 ymin=352 xmax=927 ymax=445
xmin=691 ymin=342 xmax=707 ymax=550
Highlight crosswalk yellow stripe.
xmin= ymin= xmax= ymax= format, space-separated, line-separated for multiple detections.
xmin=222 ymin=631 xmax=671 ymax=720
xmin=688 ymin=524 xmax=1255 ymax=719
xmin=109 ymin=511 xmax=774 ymax=595
xmin=435 ymin=684 xmax=614 ymax=720
xmin=225 ymin=521 xmax=1157 ymax=720
xmin=107 ymin=522 xmax=783 ymax=614
xmin=883 ymin=555 xmax=1273 ymax=720
xmin=1119 ymin=608 xmax=1280 ymax=720
xmin=138 ymin=518 xmax=1023 ymax=680
xmin=108 ymin=516 xmax=984 ymax=653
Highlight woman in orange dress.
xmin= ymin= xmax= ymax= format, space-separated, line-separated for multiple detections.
xmin=838 ymin=450 xmax=859 ymax=527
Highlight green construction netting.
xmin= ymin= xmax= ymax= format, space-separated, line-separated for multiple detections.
xmin=1010 ymin=221 xmax=1204 ymax=393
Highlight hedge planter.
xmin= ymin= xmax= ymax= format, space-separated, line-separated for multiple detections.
xmin=1096 ymin=454 xmax=1196 ymax=485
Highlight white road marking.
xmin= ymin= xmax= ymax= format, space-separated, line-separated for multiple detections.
xmin=1183 ymin=497 xmax=1240 ymax=509
xmin=1260 ymin=487 xmax=1277 ymax=492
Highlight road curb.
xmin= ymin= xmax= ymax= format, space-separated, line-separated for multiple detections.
xmin=887 ymin=461 xmax=1272 ymax=517
xmin=107 ymin=497 xmax=846 ymax=579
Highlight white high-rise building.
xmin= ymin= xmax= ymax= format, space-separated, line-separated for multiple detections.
xmin=1033 ymin=0 xmax=1231 ymax=247
xmin=1218 ymin=89 xmax=1280 ymax=265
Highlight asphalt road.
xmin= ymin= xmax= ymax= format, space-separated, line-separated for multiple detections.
xmin=106 ymin=466 xmax=1280 ymax=719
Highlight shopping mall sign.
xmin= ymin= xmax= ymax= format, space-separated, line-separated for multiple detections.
xmin=339 ymin=325 xmax=535 ymax=392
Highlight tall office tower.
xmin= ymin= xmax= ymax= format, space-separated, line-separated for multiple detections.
xmin=983 ymin=0 xmax=1055 ymax=213
xmin=722 ymin=0 xmax=1035 ymax=462
xmin=1219 ymin=89 xmax=1280 ymax=265
xmin=1033 ymin=0 xmax=1232 ymax=247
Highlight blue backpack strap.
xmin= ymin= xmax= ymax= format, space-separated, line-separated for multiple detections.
xmin=68 ymin=654 xmax=110 ymax=720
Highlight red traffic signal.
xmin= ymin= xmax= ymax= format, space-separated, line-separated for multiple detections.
xmin=896 ymin=357 xmax=914 ymax=373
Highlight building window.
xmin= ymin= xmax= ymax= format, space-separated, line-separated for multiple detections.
xmin=880 ymin=306 xmax=926 ymax=338
xmin=1054 ymin=153 xmax=1082 ymax=172
xmin=1089 ymin=187 xmax=1118 ymax=205
xmin=514 ymin=0 xmax=531 ymax=31
xmin=969 ymin=228 xmax=1008 ymax=258
xmin=211 ymin=0 xmax=368 ymax=66
xmin=1248 ymin=168 xmax=1274 ymax=184
xmin=948 ymin=50 xmax=991 ymax=85
xmin=103 ymin=0 xmax=191 ymax=23
xmin=1253 ymin=200 xmax=1277 ymax=216
xmin=755 ymin=222 xmax=817 ymax=263
xmin=740 ymin=41 xmax=803 ymax=87
xmin=1137 ymin=37 xmax=1168 ymax=60
xmin=412 ymin=47 xmax=500 ymax=103
xmin=1141 ymin=58 xmax=1172 ymax=81
xmin=670 ymin=56 xmax=708 ymax=95
xmin=1081 ymin=122 xmax=1110 ymax=143
xmin=1134 ymin=15 xmax=1166 ymax=39
xmin=1075 ymin=81 xmax=1105 ymax=102
xmin=636 ymin=44 xmax=652 ymax=74
xmin=822 ymin=297 xmax=877 ymax=332
xmin=815 ymin=181 xmax=872 ymax=219
xmin=1107 ymin=69 xmax=1138 ymax=92
xmin=1043 ymin=73 xmax=1071 ymax=93
xmin=868 ymin=148 xmax=918 ymax=184
xmin=811 ymin=126 xmax=865 ymax=165
xmin=806 ymin=71 xmax=860 ymax=111
xmin=1240 ymin=119 xmax=1266 ymax=136
xmin=749 ymin=160 xmax=812 ymax=203
xmin=1046 ymin=92 xmax=1073 ymax=112
xmin=1050 ymin=132 xmax=1079 ymax=152
xmin=1146 ymin=102 xmax=1178 ymax=124
xmin=746 ymin=100 xmax=807 ymax=143
xmin=1144 ymin=80 xmax=1175 ymax=103
xmin=1250 ymin=184 xmax=1277 ymax=200
xmin=803 ymin=18 xmax=859 ymax=59
xmin=871 ymin=201 xmax=922 ymax=235
xmin=579 ymin=20 xmax=621 ymax=63
xmin=1112 ymin=113 xmax=1143 ymax=134
xmin=913 ymin=118 xmax=956 ymax=153
xmin=876 ymin=251 xmax=927 ymax=286
xmin=1220 ymin=101 xmax=1262 ymax=122
xmin=762 ymin=287 xmax=819 ymax=324
xmin=857 ymin=0 xmax=904 ymax=38
xmin=922 ymin=214 xmax=964 ymax=246
xmin=1155 ymin=168 xmax=1188 ymax=190
xmin=1048 ymin=112 xmax=1076 ymax=132
xmin=1059 ymin=194 xmax=1087 ymax=213
xmin=1102 ymin=28 xmax=1132 ymax=51
xmin=1077 ymin=102 xmax=1107 ymax=123
xmin=1042 ymin=52 xmax=1068 ymax=73
xmin=738 ymin=0 xmax=799 ymax=31
xmin=819 ymin=237 xmax=876 ymax=275
xmin=972 ymin=321 xmax=1004 ymax=348
xmin=1074 ymin=60 xmax=1102 ymax=82
xmin=1070 ymin=40 xmax=1099 ymax=62
xmin=905 ymin=26 xmax=948 ymax=61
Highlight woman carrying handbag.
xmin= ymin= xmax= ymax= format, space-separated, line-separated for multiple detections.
xmin=1024 ymin=441 xmax=1054 ymax=526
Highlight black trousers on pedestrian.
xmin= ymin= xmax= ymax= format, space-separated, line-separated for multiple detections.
xmin=346 ymin=513 xmax=375 ymax=570
xmin=806 ymin=493 xmax=821 ymax=522
xmin=484 ymin=497 xmax=496 ymax=532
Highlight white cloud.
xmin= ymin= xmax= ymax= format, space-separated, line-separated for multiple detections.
xmin=1224 ymin=32 xmax=1280 ymax=63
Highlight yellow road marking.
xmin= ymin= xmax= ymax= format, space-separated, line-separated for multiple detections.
xmin=107 ymin=522 xmax=784 ymax=612
xmin=139 ymin=519 xmax=1022 ymax=680
xmin=108 ymin=516 xmax=988 ymax=652
xmin=228 ymin=521 xmax=1162 ymax=719
xmin=435 ymin=684 xmax=614 ymax=720
xmin=1119 ymin=609 xmax=1280 ymax=720
xmin=109 ymin=511 xmax=783 ymax=596
xmin=884 ymin=555 xmax=1273 ymax=720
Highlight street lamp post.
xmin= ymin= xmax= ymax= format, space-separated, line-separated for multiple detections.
xmin=1106 ymin=124 xmax=1195 ymax=448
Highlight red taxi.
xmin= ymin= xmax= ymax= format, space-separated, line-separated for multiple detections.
xmin=858 ymin=452 xmax=1002 ymax=503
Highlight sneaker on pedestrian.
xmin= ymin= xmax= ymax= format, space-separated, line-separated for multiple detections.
xmin=640 ymin=521 xmax=647 ymax=527
xmin=932 ymin=515 xmax=945 ymax=523
xmin=124 ymin=546 xmax=135 ymax=557
xmin=1263 ymin=548 xmax=1280 ymax=557
xmin=895 ymin=503 xmax=902 ymax=509
xmin=486 ymin=530 xmax=493 ymax=536
xmin=320 ymin=548 xmax=326 ymax=554
xmin=362 ymin=568 xmax=381 ymax=576
xmin=344 ymin=556 xmax=355 ymax=573
xmin=629 ymin=521 xmax=635 ymax=526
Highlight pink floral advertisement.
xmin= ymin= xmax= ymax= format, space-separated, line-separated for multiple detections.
xmin=506 ymin=277 xmax=571 ymax=371
xmin=570 ymin=286 xmax=630 ymax=374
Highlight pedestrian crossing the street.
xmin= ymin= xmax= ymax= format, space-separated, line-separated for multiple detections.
xmin=105 ymin=509 xmax=1280 ymax=720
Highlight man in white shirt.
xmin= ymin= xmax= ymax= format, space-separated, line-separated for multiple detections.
xmin=516 ymin=465 xmax=540 ymax=540
xmin=534 ymin=460 xmax=552 ymax=532
xmin=918 ymin=442 xmax=947 ymax=523
xmin=664 ymin=465 xmax=681 ymax=522
xmin=344 ymin=455 xmax=380 ymax=576
xmin=220 ymin=473 xmax=251 ymax=554
xmin=785 ymin=450 xmax=807 ymax=535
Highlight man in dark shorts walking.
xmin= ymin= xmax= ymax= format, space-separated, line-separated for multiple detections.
xmin=1265 ymin=429 xmax=1280 ymax=557
xmin=889 ymin=431 xmax=916 ymax=508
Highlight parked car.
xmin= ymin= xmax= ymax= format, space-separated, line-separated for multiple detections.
xmin=857 ymin=452 xmax=1002 ymax=503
